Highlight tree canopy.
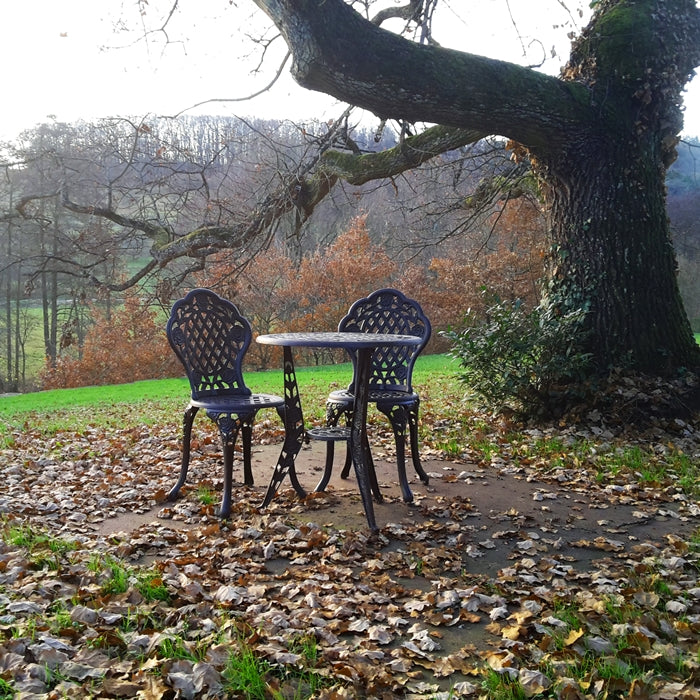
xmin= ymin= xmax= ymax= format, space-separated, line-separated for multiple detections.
xmin=250 ymin=0 xmax=700 ymax=374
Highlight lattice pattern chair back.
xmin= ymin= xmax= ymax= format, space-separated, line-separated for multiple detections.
xmin=167 ymin=288 xmax=252 ymax=399
xmin=339 ymin=288 xmax=431 ymax=393
xmin=316 ymin=288 xmax=432 ymax=503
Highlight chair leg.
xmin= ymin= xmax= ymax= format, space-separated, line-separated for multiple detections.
xmin=214 ymin=414 xmax=241 ymax=519
xmin=240 ymin=414 xmax=255 ymax=487
xmin=168 ymin=405 xmax=199 ymax=501
xmin=378 ymin=403 xmax=413 ymax=503
xmin=407 ymin=400 xmax=429 ymax=485
xmin=339 ymin=407 xmax=354 ymax=480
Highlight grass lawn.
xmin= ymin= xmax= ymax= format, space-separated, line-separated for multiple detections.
xmin=0 ymin=354 xmax=460 ymax=446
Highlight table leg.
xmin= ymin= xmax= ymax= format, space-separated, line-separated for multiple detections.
xmin=261 ymin=346 xmax=307 ymax=506
xmin=350 ymin=347 xmax=379 ymax=531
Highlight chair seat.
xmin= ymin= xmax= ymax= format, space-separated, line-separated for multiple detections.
xmin=191 ymin=393 xmax=285 ymax=411
xmin=327 ymin=388 xmax=419 ymax=406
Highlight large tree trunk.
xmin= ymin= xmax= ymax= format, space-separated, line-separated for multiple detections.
xmin=539 ymin=128 xmax=696 ymax=371
xmin=253 ymin=0 xmax=700 ymax=375
xmin=534 ymin=0 xmax=700 ymax=372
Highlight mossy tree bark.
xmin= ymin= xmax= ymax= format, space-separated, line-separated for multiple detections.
xmin=540 ymin=127 xmax=696 ymax=371
xmin=254 ymin=0 xmax=700 ymax=373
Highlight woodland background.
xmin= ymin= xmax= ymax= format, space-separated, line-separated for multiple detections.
xmin=1 ymin=116 xmax=698 ymax=392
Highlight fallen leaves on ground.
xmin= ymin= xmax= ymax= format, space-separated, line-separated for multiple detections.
xmin=0 ymin=398 xmax=699 ymax=699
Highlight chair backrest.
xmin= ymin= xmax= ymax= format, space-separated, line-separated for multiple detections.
xmin=339 ymin=288 xmax=431 ymax=393
xmin=167 ymin=288 xmax=253 ymax=399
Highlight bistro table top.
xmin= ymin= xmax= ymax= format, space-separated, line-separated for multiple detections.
xmin=256 ymin=331 xmax=422 ymax=348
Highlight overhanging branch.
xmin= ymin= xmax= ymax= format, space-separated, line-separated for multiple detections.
xmin=60 ymin=191 xmax=174 ymax=247
xmin=320 ymin=124 xmax=487 ymax=184
xmin=253 ymin=0 xmax=591 ymax=150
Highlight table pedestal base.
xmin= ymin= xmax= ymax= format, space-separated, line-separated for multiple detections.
xmin=261 ymin=347 xmax=307 ymax=507
xmin=261 ymin=347 xmax=381 ymax=531
xmin=256 ymin=331 xmax=421 ymax=533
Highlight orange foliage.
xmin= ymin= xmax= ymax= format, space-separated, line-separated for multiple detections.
xmin=39 ymin=201 xmax=546 ymax=386
xmin=289 ymin=214 xmax=396 ymax=331
xmin=410 ymin=198 xmax=546 ymax=348
xmin=284 ymin=215 xmax=396 ymax=364
xmin=41 ymin=295 xmax=182 ymax=389
xmin=197 ymin=214 xmax=397 ymax=368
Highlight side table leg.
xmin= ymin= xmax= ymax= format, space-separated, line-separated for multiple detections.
xmin=261 ymin=346 xmax=307 ymax=506
xmin=350 ymin=348 xmax=379 ymax=531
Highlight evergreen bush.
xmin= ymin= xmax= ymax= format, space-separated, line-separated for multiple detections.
xmin=443 ymin=295 xmax=592 ymax=417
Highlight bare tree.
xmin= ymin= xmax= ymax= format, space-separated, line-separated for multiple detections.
xmin=6 ymin=0 xmax=698 ymax=379
xmin=246 ymin=0 xmax=700 ymax=375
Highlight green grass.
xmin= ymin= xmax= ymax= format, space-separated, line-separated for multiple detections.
xmin=100 ymin=555 xmax=131 ymax=596
xmin=0 ymin=678 xmax=14 ymax=700
xmin=0 ymin=376 xmax=190 ymax=414
xmin=223 ymin=641 xmax=273 ymax=700
xmin=0 ymin=353 xmax=455 ymax=445
xmin=1 ymin=525 xmax=79 ymax=571
xmin=2 ymin=523 xmax=79 ymax=560
xmin=158 ymin=636 xmax=204 ymax=662
xmin=481 ymin=669 xmax=528 ymax=699
xmin=86 ymin=552 xmax=171 ymax=601
xmin=197 ymin=485 xmax=217 ymax=506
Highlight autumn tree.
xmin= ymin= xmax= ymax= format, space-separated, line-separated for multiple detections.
xmin=41 ymin=294 xmax=181 ymax=389
xmin=290 ymin=214 xmax=395 ymax=316
xmin=415 ymin=197 xmax=546 ymax=339
xmin=282 ymin=214 xmax=396 ymax=364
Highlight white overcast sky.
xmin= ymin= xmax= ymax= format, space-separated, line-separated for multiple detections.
xmin=1 ymin=0 xmax=699 ymax=141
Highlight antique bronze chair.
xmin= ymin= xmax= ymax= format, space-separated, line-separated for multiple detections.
xmin=166 ymin=288 xmax=284 ymax=518
xmin=316 ymin=288 xmax=432 ymax=503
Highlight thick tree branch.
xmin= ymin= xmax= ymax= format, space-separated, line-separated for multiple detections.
xmin=31 ymin=118 xmax=486 ymax=282
xmin=60 ymin=192 xmax=174 ymax=247
xmin=150 ymin=165 xmax=338 ymax=265
xmin=320 ymin=124 xmax=486 ymax=184
xmin=252 ymin=0 xmax=593 ymax=150
xmin=10 ymin=113 xmax=493 ymax=291
xmin=140 ymin=123 xmax=483 ymax=266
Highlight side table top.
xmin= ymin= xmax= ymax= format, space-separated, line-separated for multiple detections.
xmin=256 ymin=331 xmax=422 ymax=349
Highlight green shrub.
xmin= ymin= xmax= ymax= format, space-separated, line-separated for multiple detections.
xmin=443 ymin=296 xmax=592 ymax=417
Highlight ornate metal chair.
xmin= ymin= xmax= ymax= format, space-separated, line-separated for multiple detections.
xmin=166 ymin=288 xmax=285 ymax=518
xmin=316 ymin=288 xmax=432 ymax=503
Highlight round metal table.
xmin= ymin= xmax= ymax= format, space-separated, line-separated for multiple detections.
xmin=256 ymin=332 xmax=422 ymax=531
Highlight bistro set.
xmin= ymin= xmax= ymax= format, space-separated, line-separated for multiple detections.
xmin=165 ymin=287 xmax=431 ymax=531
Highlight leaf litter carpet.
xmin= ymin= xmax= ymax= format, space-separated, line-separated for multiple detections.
xmin=1 ymin=419 xmax=699 ymax=698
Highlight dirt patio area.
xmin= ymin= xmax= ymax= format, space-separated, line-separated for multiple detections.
xmin=97 ymin=440 xmax=699 ymax=578
xmin=3 ymin=420 xmax=699 ymax=698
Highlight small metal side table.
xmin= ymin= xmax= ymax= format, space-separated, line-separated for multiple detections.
xmin=256 ymin=332 xmax=422 ymax=531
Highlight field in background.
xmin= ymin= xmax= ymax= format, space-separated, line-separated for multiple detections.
xmin=10 ymin=302 xmax=700 ymax=391
xmin=0 ymin=354 xmax=460 ymax=447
